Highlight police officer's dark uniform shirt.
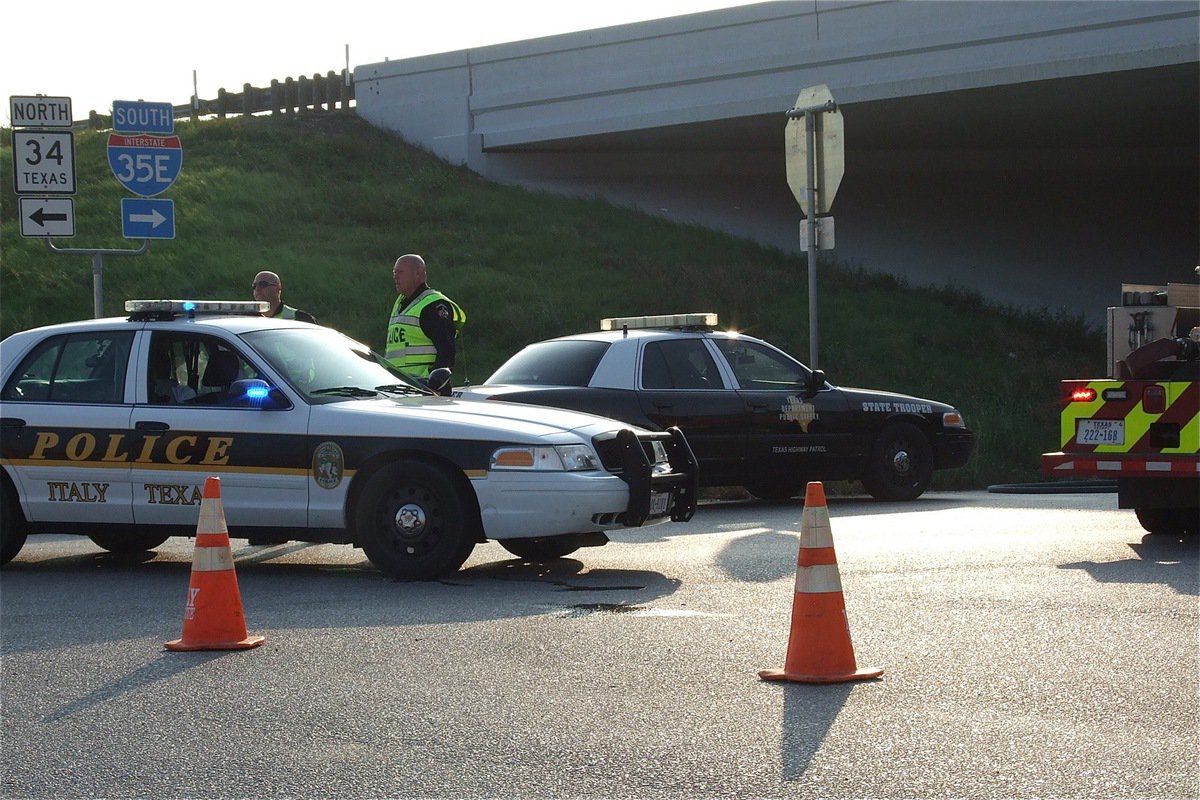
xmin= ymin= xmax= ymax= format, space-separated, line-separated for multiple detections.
xmin=402 ymin=283 xmax=458 ymax=370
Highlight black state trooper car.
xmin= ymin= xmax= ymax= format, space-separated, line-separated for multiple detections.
xmin=0 ymin=301 xmax=697 ymax=578
xmin=455 ymin=313 xmax=975 ymax=501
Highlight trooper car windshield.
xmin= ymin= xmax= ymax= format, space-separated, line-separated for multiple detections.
xmin=242 ymin=327 xmax=425 ymax=401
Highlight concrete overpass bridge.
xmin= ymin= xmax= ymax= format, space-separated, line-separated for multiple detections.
xmin=354 ymin=1 xmax=1199 ymax=323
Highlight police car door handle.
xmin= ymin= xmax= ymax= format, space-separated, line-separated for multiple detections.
xmin=749 ymin=403 xmax=770 ymax=413
xmin=0 ymin=418 xmax=25 ymax=429
xmin=135 ymin=420 xmax=170 ymax=431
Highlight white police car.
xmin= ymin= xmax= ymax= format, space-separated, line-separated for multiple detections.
xmin=0 ymin=301 xmax=697 ymax=578
xmin=456 ymin=313 xmax=974 ymax=501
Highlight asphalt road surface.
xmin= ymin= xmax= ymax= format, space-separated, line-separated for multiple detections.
xmin=2 ymin=490 xmax=1196 ymax=799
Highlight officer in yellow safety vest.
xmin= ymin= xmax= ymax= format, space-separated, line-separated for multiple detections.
xmin=385 ymin=254 xmax=466 ymax=394
xmin=252 ymin=270 xmax=317 ymax=323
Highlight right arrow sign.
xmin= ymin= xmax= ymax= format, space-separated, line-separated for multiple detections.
xmin=121 ymin=197 xmax=176 ymax=239
xmin=784 ymin=85 xmax=844 ymax=216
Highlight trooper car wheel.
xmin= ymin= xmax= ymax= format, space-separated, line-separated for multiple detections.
xmin=743 ymin=479 xmax=805 ymax=502
xmin=0 ymin=481 xmax=28 ymax=566
xmin=862 ymin=421 xmax=933 ymax=501
xmin=499 ymin=535 xmax=583 ymax=561
xmin=88 ymin=531 xmax=171 ymax=553
xmin=356 ymin=460 xmax=477 ymax=580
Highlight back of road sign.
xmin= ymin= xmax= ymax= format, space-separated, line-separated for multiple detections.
xmin=785 ymin=85 xmax=845 ymax=216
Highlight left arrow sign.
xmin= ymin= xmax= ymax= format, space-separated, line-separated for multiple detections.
xmin=19 ymin=197 xmax=74 ymax=237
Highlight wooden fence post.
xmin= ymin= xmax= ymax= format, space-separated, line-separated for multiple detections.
xmin=217 ymin=88 xmax=228 ymax=119
xmin=313 ymin=73 xmax=325 ymax=112
xmin=270 ymin=80 xmax=280 ymax=115
xmin=298 ymin=75 xmax=310 ymax=114
xmin=285 ymin=77 xmax=295 ymax=115
xmin=243 ymin=83 xmax=253 ymax=117
xmin=326 ymin=71 xmax=339 ymax=111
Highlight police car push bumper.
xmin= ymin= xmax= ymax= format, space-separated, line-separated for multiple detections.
xmin=473 ymin=427 xmax=696 ymax=540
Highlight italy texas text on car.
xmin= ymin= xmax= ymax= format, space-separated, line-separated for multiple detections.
xmin=0 ymin=301 xmax=698 ymax=578
xmin=455 ymin=313 xmax=974 ymax=501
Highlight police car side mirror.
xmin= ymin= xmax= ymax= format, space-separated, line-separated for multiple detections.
xmin=229 ymin=378 xmax=290 ymax=409
xmin=428 ymin=367 xmax=452 ymax=394
xmin=803 ymin=369 xmax=826 ymax=398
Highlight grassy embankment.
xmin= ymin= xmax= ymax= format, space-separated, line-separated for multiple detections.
xmin=0 ymin=114 xmax=1102 ymax=488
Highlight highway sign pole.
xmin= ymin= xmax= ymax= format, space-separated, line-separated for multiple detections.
xmin=44 ymin=240 xmax=150 ymax=318
xmin=805 ymin=109 xmax=820 ymax=368
xmin=785 ymin=85 xmax=844 ymax=370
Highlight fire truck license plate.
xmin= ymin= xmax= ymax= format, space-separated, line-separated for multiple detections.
xmin=1078 ymin=419 xmax=1124 ymax=445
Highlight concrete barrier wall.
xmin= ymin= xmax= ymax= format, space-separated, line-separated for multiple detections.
xmin=356 ymin=1 xmax=1196 ymax=164
xmin=353 ymin=1 xmax=1199 ymax=321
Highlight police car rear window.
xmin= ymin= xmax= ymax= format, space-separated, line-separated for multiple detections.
xmin=2 ymin=331 xmax=133 ymax=404
xmin=489 ymin=341 xmax=609 ymax=386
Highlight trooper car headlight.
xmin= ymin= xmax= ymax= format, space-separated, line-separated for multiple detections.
xmin=943 ymin=409 xmax=966 ymax=429
xmin=490 ymin=444 xmax=600 ymax=472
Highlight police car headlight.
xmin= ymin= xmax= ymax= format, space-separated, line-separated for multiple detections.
xmin=942 ymin=410 xmax=966 ymax=429
xmin=490 ymin=444 xmax=600 ymax=472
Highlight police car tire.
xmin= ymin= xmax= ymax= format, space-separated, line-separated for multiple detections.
xmin=355 ymin=460 xmax=476 ymax=580
xmin=743 ymin=479 xmax=805 ymax=502
xmin=862 ymin=421 xmax=933 ymax=502
xmin=0 ymin=481 xmax=28 ymax=566
xmin=87 ymin=531 xmax=171 ymax=554
xmin=499 ymin=535 xmax=582 ymax=561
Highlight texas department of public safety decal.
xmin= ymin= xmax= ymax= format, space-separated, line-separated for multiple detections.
xmin=780 ymin=395 xmax=817 ymax=431
xmin=312 ymin=441 xmax=345 ymax=489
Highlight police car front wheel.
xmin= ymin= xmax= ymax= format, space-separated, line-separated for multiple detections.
xmin=355 ymin=460 xmax=477 ymax=580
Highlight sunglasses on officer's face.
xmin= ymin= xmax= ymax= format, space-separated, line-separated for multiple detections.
xmin=252 ymin=281 xmax=278 ymax=289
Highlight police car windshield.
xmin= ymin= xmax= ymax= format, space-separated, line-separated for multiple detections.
xmin=242 ymin=327 xmax=422 ymax=401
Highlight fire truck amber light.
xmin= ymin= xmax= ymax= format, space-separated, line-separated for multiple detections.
xmin=1070 ymin=388 xmax=1097 ymax=402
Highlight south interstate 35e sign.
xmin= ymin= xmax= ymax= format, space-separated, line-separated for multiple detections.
xmin=107 ymin=132 xmax=183 ymax=197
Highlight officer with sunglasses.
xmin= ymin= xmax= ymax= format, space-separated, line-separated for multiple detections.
xmin=252 ymin=271 xmax=316 ymax=324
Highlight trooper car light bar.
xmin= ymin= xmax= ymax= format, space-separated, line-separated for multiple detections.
xmin=125 ymin=299 xmax=270 ymax=319
xmin=600 ymin=312 xmax=719 ymax=332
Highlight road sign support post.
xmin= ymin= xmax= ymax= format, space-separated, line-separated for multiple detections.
xmin=44 ymin=239 xmax=150 ymax=318
xmin=785 ymin=88 xmax=843 ymax=370
xmin=805 ymin=108 xmax=820 ymax=369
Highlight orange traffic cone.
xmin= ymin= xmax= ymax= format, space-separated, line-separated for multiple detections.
xmin=165 ymin=477 xmax=265 ymax=652
xmin=758 ymin=481 xmax=881 ymax=684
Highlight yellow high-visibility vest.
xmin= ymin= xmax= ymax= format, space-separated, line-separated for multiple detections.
xmin=385 ymin=289 xmax=466 ymax=376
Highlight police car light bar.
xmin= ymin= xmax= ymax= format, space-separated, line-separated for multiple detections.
xmin=599 ymin=312 xmax=719 ymax=331
xmin=125 ymin=300 xmax=269 ymax=315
